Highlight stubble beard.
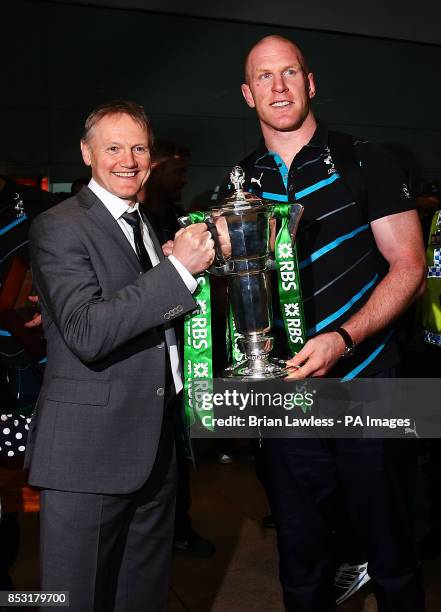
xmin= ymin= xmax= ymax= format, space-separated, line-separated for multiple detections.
xmin=261 ymin=106 xmax=311 ymax=135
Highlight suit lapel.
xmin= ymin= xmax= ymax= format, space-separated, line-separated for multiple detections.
xmin=78 ymin=187 xmax=142 ymax=274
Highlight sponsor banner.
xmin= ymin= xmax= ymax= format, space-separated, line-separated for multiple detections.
xmin=273 ymin=204 xmax=307 ymax=354
xmin=183 ymin=274 xmax=213 ymax=429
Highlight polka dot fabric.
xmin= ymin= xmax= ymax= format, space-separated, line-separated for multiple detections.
xmin=0 ymin=414 xmax=32 ymax=458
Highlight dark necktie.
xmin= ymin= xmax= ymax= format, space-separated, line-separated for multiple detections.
xmin=123 ymin=211 xmax=174 ymax=399
xmin=121 ymin=210 xmax=152 ymax=272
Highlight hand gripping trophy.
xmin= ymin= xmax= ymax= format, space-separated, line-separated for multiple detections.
xmin=180 ymin=166 xmax=305 ymax=380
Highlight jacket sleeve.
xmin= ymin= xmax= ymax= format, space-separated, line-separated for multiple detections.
xmin=29 ymin=210 xmax=197 ymax=363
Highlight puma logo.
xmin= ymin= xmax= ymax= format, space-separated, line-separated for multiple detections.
xmin=251 ymin=172 xmax=263 ymax=188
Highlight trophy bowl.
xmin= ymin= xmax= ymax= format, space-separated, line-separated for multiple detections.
xmin=180 ymin=166 xmax=303 ymax=380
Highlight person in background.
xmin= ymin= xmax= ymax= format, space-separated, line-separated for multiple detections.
xmin=417 ymin=205 xmax=441 ymax=559
xmin=139 ymin=140 xmax=216 ymax=558
xmin=0 ymin=176 xmax=56 ymax=590
xmin=139 ymin=140 xmax=189 ymax=244
xmin=70 ymin=177 xmax=90 ymax=195
xmin=142 ymin=142 xmax=235 ymax=465
xmin=416 ymin=182 xmax=441 ymax=244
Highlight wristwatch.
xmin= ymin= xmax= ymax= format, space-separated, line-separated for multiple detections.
xmin=335 ymin=327 xmax=356 ymax=358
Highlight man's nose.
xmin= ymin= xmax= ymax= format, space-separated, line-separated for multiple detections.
xmin=272 ymin=74 xmax=288 ymax=93
xmin=120 ymin=149 xmax=137 ymax=167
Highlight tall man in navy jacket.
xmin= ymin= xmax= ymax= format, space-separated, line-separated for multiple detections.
xmin=234 ymin=35 xmax=426 ymax=611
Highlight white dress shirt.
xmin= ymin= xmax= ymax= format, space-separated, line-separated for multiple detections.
xmin=88 ymin=179 xmax=197 ymax=394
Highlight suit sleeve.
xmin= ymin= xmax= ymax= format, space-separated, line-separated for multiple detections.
xmin=29 ymin=211 xmax=196 ymax=363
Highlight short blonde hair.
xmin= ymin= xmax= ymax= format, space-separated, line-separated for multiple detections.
xmin=82 ymin=100 xmax=153 ymax=143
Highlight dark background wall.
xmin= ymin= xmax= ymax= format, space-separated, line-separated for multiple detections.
xmin=2 ymin=0 xmax=441 ymax=204
xmin=44 ymin=0 xmax=441 ymax=46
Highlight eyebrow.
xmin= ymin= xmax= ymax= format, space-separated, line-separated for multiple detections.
xmin=255 ymin=64 xmax=301 ymax=74
xmin=105 ymin=142 xmax=148 ymax=147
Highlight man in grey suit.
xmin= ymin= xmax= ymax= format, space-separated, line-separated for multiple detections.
xmin=27 ymin=100 xmax=214 ymax=612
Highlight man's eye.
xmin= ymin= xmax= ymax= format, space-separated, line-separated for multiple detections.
xmin=283 ymin=68 xmax=297 ymax=77
xmin=108 ymin=146 xmax=119 ymax=153
xmin=259 ymin=73 xmax=272 ymax=80
xmin=134 ymin=146 xmax=148 ymax=154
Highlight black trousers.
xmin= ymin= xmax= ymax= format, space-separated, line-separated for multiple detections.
xmin=0 ymin=512 xmax=19 ymax=589
xmin=39 ymin=416 xmax=176 ymax=612
xmin=261 ymin=437 xmax=424 ymax=612
xmin=174 ymin=440 xmax=192 ymax=541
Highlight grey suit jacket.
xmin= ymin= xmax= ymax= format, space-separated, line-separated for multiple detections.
xmin=26 ymin=187 xmax=196 ymax=495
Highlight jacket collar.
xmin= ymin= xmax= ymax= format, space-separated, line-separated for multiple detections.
xmin=77 ymin=187 xmax=164 ymax=268
xmin=78 ymin=187 xmax=144 ymax=273
xmin=306 ymin=120 xmax=329 ymax=149
xmin=254 ymin=119 xmax=329 ymax=163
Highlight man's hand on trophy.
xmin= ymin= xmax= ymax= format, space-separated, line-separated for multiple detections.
xmin=172 ymin=224 xmax=215 ymax=275
xmin=24 ymin=294 xmax=42 ymax=329
xmin=285 ymin=332 xmax=347 ymax=378
xmin=212 ymin=216 xmax=232 ymax=260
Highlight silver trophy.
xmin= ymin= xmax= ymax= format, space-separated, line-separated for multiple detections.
xmin=180 ymin=166 xmax=303 ymax=379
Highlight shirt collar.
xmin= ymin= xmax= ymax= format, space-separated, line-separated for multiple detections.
xmin=305 ymin=120 xmax=329 ymax=149
xmin=255 ymin=119 xmax=329 ymax=163
xmin=255 ymin=138 xmax=269 ymax=162
xmin=88 ymin=178 xmax=138 ymax=220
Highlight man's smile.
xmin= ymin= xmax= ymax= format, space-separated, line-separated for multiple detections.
xmin=270 ymin=100 xmax=292 ymax=108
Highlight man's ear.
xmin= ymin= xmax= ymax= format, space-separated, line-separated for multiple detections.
xmin=241 ymin=83 xmax=256 ymax=109
xmin=80 ymin=139 xmax=92 ymax=166
xmin=307 ymin=72 xmax=316 ymax=100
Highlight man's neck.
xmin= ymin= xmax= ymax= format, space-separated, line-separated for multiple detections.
xmin=89 ymin=178 xmax=137 ymax=208
xmin=261 ymin=114 xmax=317 ymax=169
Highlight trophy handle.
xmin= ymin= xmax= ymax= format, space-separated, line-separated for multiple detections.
xmin=205 ymin=216 xmax=228 ymax=266
xmin=177 ymin=213 xmax=226 ymax=262
xmin=177 ymin=213 xmax=231 ymax=274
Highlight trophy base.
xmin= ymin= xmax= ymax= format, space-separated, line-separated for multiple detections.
xmin=223 ymin=356 xmax=287 ymax=380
